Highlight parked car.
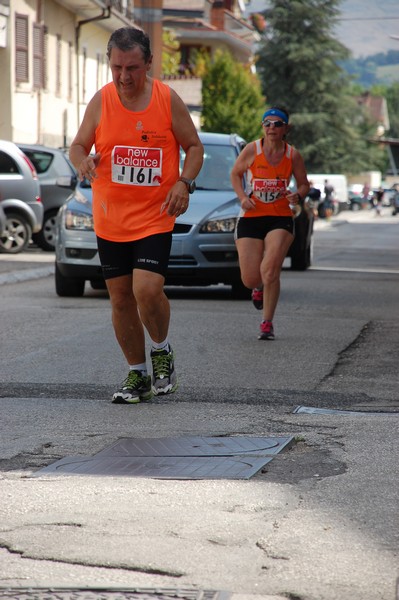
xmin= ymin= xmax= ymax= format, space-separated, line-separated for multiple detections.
xmin=0 ymin=140 xmax=43 ymax=253
xmin=55 ymin=132 xmax=314 ymax=297
xmin=374 ymin=186 xmax=398 ymax=209
xmin=0 ymin=202 xmax=6 ymax=237
xmin=18 ymin=144 xmax=77 ymax=251
xmin=390 ymin=185 xmax=399 ymax=215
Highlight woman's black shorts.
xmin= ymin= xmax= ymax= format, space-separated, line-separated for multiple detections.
xmin=97 ymin=232 xmax=172 ymax=280
xmin=235 ymin=216 xmax=294 ymax=240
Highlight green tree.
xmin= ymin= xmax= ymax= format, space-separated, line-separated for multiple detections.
xmin=162 ymin=29 xmax=181 ymax=76
xmin=201 ymin=49 xmax=265 ymax=141
xmin=255 ymin=0 xmax=379 ymax=174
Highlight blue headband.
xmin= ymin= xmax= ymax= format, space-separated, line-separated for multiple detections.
xmin=262 ymin=108 xmax=289 ymax=123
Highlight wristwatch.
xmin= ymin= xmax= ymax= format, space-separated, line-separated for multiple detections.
xmin=178 ymin=177 xmax=196 ymax=194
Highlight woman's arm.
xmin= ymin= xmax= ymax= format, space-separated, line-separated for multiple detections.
xmin=230 ymin=143 xmax=256 ymax=210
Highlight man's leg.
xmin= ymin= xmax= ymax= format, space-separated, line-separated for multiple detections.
xmin=133 ymin=269 xmax=177 ymax=395
xmin=106 ymin=274 xmax=146 ymax=365
xmin=132 ymin=269 xmax=170 ymax=344
xmin=106 ymin=274 xmax=152 ymax=404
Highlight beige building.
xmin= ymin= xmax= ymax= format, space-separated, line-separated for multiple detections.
xmin=0 ymin=0 xmax=258 ymax=146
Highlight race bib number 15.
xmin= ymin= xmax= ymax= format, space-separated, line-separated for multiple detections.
xmin=253 ymin=178 xmax=287 ymax=203
xmin=111 ymin=146 xmax=162 ymax=186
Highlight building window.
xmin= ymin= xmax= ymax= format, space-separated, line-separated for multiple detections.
xmin=15 ymin=14 xmax=28 ymax=82
xmin=33 ymin=23 xmax=45 ymax=89
xmin=56 ymin=34 xmax=61 ymax=96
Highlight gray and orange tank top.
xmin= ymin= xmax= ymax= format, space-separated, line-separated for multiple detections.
xmin=92 ymin=79 xmax=179 ymax=241
xmin=242 ymin=139 xmax=294 ymax=218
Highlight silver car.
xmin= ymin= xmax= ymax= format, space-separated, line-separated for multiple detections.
xmin=18 ymin=144 xmax=77 ymax=251
xmin=0 ymin=140 xmax=43 ymax=253
xmin=55 ymin=132 xmax=314 ymax=297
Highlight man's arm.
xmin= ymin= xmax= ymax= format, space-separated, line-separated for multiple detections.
xmin=170 ymin=89 xmax=203 ymax=180
xmin=69 ymin=91 xmax=102 ymax=181
xmin=161 ymin=89 xmax=204 ymax=216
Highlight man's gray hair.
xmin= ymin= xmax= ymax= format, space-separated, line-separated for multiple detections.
xmin=106 ymin=27 xmax=151 ymax=62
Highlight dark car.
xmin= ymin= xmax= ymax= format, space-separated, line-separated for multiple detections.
xmin=18 ymin=144 xmax=77 ymax=251
xmin=55 ymin=132 xmax=314 ymax=297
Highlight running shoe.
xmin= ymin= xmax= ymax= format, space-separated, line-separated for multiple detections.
xmin=151 ymin=346 xmax=178 ymax=395
xmin=112 ymin=370 xmax=153 ymax=404
xmin=251 ymin=288 xmax=264 ymax=310
xmin=258 ymin=320 xmax=275 ymax=341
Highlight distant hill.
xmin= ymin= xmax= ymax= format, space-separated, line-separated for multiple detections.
xmin=343 ymin=50 xmax=399 ymax=87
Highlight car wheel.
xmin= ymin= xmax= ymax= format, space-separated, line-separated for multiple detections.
xmin=0 ymin=212 xmax=32 ymax=254
xmin=231 ymin=280 xmax=251 ymax=299
xmin=32 ymin=208 xmax=59 ymax=251
xmin=351 ymin=202 xmax=360 ymax=211
xmin=90 ymin=279 xmax=106 ymax=290
xmin=55 ymin=263 xmax=85 ymax=297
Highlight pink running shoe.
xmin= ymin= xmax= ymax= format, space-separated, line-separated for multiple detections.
xmin=251 ymin=288 xmax=263 ymax=310
xmin=258 ymin=320 xmax=275 ymax=340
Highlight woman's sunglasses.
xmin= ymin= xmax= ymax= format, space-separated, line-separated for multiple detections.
xmin=262 ymin=119 xmax=286 ymax=128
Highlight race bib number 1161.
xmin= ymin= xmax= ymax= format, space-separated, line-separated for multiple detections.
xmin=111 ymin=146 xmax=162 ymax=186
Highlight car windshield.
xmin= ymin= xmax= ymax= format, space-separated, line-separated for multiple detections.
xmin=180 ymin=143 xmax=237 ymax=191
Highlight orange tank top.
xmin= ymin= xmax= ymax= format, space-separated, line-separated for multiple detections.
xmin=242 ymin=139 xmax=294 ymax=218
xmin=92 ymin=80 xmax=179 ymax=241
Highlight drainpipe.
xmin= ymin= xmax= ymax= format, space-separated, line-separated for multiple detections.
xmin=36 ymin=0 xmax=43 ymax=144
xmin=75 ymin=6 xmax=111 ymax=127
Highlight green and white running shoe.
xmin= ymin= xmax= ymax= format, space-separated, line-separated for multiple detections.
xmin=112 ymin=370 xmax=153 ymax=404
xmin=151 ymin=346 xmax=178 ymax=395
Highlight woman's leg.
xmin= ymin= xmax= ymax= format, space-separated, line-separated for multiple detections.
xmin=235 ymin=237 xmax=265 ymax=289
xmin=259 ymin=229 xmax=294 ymax=322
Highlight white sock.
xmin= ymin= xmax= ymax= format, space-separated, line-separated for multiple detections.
xmin=129 ymin=363 xmax=147 ymax=375
xmin=151 ymin=338 xmax=169 ymax=352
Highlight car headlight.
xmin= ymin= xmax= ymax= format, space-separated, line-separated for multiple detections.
xmin=64 ymin=209 xmax=94 ymax=231
xmin=200 ymin=217 xmax=237 ymax=233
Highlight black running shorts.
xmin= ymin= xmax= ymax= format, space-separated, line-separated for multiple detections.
xmin=97 ymin=232 xmax=172 ymax=280
xmin=235 ymin=216 xmax=294 ymax=240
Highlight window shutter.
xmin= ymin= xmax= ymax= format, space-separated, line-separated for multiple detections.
xmin=15 ymin=14 xmax=28 ymax=82
xmin=68 ymin=41 xmax=73 ymax=101
xmin=33 ymin=23 xmax=44 ymax=89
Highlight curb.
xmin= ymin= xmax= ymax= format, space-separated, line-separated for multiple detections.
xmin=0 ymin=265 xmax=54 ymax=286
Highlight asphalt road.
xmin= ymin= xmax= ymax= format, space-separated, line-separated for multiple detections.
xmin=0 ymin=207 xmax=398 ymax=600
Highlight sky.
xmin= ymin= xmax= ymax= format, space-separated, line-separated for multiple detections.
xmin=244 ymin=0 xmax=399 ymax=58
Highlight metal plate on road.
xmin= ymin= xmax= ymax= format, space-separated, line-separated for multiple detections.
xmin=32 ymin=454 xmax=275 ymax=479
xmin=0 ymin=589 xmax=231 ymax=600
xmin=293 ymin=405 xmax=399 ymax=415
xmin=33 ymin=436 xmax=294 ymax=480
xmin=93 ymin=435 xmax=294 ymax=458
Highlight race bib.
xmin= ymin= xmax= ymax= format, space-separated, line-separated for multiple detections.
xmin=252 ymin=178 xmax=287 ymax=203
xmin=111 ymin=146 xmax=162 ymax=186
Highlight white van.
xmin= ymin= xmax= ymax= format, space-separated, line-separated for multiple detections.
xmin=307 ymin=174 xmax=348 ymax=213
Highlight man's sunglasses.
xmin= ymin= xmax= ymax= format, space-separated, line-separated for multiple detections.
xmin=262 ymin=119 xmax=286 ymax=128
